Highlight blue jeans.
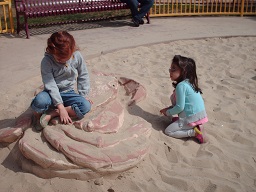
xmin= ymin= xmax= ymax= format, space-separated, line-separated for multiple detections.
xmin=30 ymin=90 xmax=91 ymax=120
xmin=121 ymin=0 xmax=154 ymax=21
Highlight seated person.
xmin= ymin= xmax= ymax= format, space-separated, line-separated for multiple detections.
xmin=121 ymin=0 xmax=154 ymax=27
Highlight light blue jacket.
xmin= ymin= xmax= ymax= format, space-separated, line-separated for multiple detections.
xmin=167 ymin=80 xmax=207 ymax=124
xmin=41 ymin=51 xmax=90 ymax=106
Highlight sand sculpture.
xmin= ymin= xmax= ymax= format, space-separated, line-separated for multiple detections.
xmin=0 ymin=72 xmax=151 ymax=180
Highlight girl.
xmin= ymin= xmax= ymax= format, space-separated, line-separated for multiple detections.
xmin=31 ymin=31 xmax=91 ymax=131
xmin=160 ymin=55 xmax=208 ymax=144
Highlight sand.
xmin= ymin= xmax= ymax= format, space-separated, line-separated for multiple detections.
xmin=0 ymin=17 xmax=256 ymax=192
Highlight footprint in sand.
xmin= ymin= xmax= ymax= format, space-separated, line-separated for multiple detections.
xmin=163 ymin=142 xmax=178 ymax=163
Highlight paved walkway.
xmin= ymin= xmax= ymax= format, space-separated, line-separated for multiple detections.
xmin=0 ymin=16 xmax=256 ymax=90
xmin=70 ymin=16 xmax=256 ymax=58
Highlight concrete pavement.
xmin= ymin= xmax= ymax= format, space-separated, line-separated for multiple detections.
xmin=0 ymin=16 xmax=256 ymax=90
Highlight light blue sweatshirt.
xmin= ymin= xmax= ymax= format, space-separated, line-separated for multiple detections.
xmin=166 ymin=80 xmax=207 ymax=124
xmin=41 ymin=51 xmax=90 ymax=106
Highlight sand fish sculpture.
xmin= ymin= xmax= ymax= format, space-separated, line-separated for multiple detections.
xmin=0 ymin=72 xmax=150 ymax=180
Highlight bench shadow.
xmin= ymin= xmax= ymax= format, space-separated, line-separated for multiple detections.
xmin=127 ymin=104 xmax=172 ymax=132
xmin=96 ymin=19 xmax=134 ymax=27
xmin=6 ymin=18 xmax=135 ymax=38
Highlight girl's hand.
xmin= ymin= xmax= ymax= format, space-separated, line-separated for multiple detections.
xmin=58 ymin=104 xmax=72 ymax=124
xmin=59 ymin=108 xmax=72 ymax=124
xmin=160 ymin=108 xmax=168 ymax=116
xmin=160 ymin=106 xmax=173 ymax=116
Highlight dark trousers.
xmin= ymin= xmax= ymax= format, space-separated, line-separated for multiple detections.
xmin=121 ymin=0 xmax=154 ymax=21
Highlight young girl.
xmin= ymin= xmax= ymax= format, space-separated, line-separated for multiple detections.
xmin=31 ymin=31 xmax=91 ymax=131
xmin=160 ymin=55 xmax=208 ymax=144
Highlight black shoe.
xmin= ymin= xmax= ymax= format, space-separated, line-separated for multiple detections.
xmin=132 ymin=18 xmax=140 ymax=27
xmin=139 ymin=19 xmax=144 ymax=25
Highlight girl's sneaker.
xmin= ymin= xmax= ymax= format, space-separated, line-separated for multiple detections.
xmin=194 ymin=125 xmax=205 ymax=144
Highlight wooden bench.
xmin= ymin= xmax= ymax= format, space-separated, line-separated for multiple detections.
xmin=14 ymin=0 xmax=150 ymax=38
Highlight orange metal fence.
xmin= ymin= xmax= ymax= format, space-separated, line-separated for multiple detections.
xmin=0 ymin=0 xmax=14 ymax=33
xmin=150 ymin=0 xmax=256 ymax=17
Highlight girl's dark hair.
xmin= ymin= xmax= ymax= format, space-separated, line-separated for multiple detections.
xmin=172 ymin=55 xmax=202 ymax=94
xmin=46 ymin=31 xmax=77 ymax=60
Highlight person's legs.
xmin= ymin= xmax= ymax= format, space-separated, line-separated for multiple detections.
xmin=165 ymin=120 xmax=195 ymax=138
xmin=61 ymin=91 xmax=91 ymax=120
xmin=30 ymin=91 xmax=53 ymax=130
xmin=120 ymin=0 xmax=139 ymax=17
xmin=31 ymin=91 xmax=52 ymax=114
xmin=40 ymin=91 xmax=91 ymax=128
xmin=121 ymin=0 xmax=143 ymax=26
xmin=136 ymin=0 xmax=154 ymax=21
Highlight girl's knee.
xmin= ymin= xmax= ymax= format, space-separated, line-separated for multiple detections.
xmin=71 ymin=99 xmax=91 ymax=119
xmin=80 ymin=99 xmax=91 ymax=115
xmin=164 ymin=128 xmax=174 ymax=137
xmin=31 ymin=91 xmax=52 ymax=113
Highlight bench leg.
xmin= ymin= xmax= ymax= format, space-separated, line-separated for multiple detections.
xmin=16 ymin=13 xmax=20 ymax=35
xmin=24 ymin=16 xmax=30 ymax=39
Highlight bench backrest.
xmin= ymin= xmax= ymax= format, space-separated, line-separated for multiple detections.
xmin=15 ymin=0 xmax=120 ymax=6
xmin=14 ymin=0 xmax=123 ymax=12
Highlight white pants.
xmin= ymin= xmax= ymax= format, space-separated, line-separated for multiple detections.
xmin=165 ymin=119 xmax=195 ymax=138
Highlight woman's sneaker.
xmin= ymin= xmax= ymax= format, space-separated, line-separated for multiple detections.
xmin=194 ymin=125 xmax=205 ymax=144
